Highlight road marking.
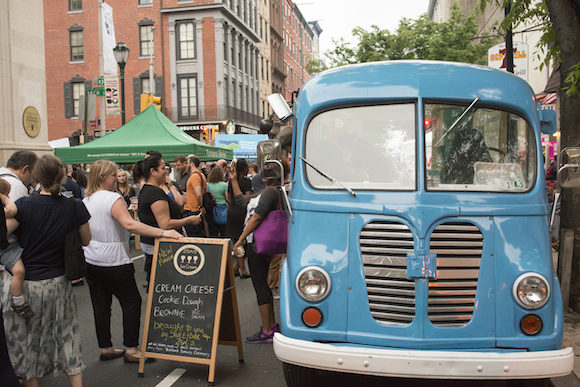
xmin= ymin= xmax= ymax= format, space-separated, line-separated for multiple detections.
xmin=132 ymin=254 xmax=144 ymax=261
xmin=155 ymin=368 xmax=186 ymax=387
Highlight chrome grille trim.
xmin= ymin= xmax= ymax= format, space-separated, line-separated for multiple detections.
xmin=360 ymin=221 xmax=415 ymax=326
xmin=428 ymin=222 xmax=483 ymax=327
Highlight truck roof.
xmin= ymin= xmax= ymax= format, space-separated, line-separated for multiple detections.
xmin=298 ymin=60 xmax=538 ymax=119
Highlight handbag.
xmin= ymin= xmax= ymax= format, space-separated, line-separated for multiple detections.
xmin=64 ymin=198 xmax=87 ymax=280
xmin=253 ymin=189 xmax=288 ymax=255
xmin=213 ymin=204 xmax=228 ymax=225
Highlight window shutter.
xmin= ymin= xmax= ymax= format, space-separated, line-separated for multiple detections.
xmin=133 ymin=77 xmax=141 ymax=114
xmin=155 ymin=76 xmax=164 ymax=111
xmin=155 ymin=76 xmax=163 ymax=98
xmin=64 ymin=82 xmax=73 ymax=118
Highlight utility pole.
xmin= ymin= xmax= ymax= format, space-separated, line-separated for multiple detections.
xmin=505 ymin=1 xmax=514 ymax=73
xmin=98 ymin=0 xmax=107 ymax=136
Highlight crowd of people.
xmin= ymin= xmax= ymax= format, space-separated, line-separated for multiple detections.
xmin=0 ymin=129 xmax=292 ymax=385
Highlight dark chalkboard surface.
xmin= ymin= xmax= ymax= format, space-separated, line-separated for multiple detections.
xmin=139 ymin=238 xmax=243 ymax=383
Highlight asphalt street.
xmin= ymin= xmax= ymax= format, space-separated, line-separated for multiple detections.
xmin=25 ymin=241 xmax=573 ymax=387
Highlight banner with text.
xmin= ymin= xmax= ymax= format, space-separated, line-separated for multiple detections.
xmin=105 ymin=75 xmax=120 ymax=116
xmin=101 ymin=3 xmax=117 ymax=75
xmin=488 ymin=41 xmax=529 ymax=82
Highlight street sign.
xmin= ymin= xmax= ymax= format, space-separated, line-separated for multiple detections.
xmin=96 ymin=77 xmax=104 ymax=86
xmin=87 ymin=120 xmax=98 ymax=130
xmin=93 ymin=129 xmax=113 ymax=138
xmin=87 ymin=87 xmax=105 ymax=96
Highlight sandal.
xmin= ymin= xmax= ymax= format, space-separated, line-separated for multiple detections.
xmin=11 ymin=301 xmax=35 ymax=319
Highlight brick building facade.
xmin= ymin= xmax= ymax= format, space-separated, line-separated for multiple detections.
xmin=45 ymin=0 xmax=263 ymax=142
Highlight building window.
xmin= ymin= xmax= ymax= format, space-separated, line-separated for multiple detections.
xmin=139 ymin=0 xmax=153 ymax=4
xmin=266 ymin=60 xmax=269 ymax=81
xmin=223 ymin=26 xmax=228 ymax=62
xmin=177 ymin=21 xmax=195 ymax=60
xmin=63 ymin=75 xmax=90 ymax=118
xmin=178 ymin=75 xmax=198 ymax=119
xmin=259 ymin=17 xmax=263 ymax=38
xmin=69 ymin=0 xmax=82 ymax=11
xmin=265 ymin=22 xmax=268 ymax=43
xmin=238 ymin=38 xmax=242 ymax=69
xmin=68 ymin=25 xmax=84 ymax=61
xmin=138 ymin=19 xmax=155 ymax=56
xmin=141 ymin=78 xmax=150 ymax=94
xmin=261 ymin=57 xmax=264 ymax=79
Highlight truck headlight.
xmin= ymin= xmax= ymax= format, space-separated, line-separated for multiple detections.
xmin=513 ymin=273 xmax=550 ymax=309
xmin=296 ymin=267 xmax=331 ymax=302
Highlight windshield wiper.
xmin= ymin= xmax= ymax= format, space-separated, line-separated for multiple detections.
xmin=299 ymin=156 xmax=357 ymax=197
xmin=433 ymin=95 xmax=480 ymax=147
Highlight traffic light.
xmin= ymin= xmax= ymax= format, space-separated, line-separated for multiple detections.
xmin=140 ymin=94 xmax=149 ymax=112
xmin=148 ymin=95 xmax=162 ymax=111
xmin=201 ymin=128 xmax=209 ymax=141
xmin=211 ymin=127 xmax=218 ymax=141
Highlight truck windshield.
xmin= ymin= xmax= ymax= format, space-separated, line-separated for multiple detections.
xmin=425 ymin=103 xmax=536 ymax=192
xmin=305 ymin=104 xmax=416 ymax=190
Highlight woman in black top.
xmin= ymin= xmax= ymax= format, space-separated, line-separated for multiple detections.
xmin=226 ymin=159 xmax=252 ymax=277
xmin=116 ymin=169 xmax=135 ymax=207
xmin=137 ymin=156 xmax=201 ymax=288
xmin=2 ymin=155 xmax=91 ymax=386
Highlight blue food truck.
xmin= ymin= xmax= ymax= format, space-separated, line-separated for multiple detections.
xmin=262 ymin=60 xmax=574 ymax=386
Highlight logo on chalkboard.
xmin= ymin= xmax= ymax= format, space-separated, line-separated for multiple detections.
xmin=173 ymin=244 xmax=205 ymax=276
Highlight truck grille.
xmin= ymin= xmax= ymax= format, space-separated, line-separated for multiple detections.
xmin=360 ymin=221 xmax=416 ymax=325
xmin=428 ymin=222 xmax=483 ymax=327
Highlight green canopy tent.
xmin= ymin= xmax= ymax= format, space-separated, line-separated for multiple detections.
xmin=54 ymin=106 xmax=233 ymax=164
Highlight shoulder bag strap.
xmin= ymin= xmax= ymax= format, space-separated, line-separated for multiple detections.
xmin=192 ymin=170 xmax=206 ymax=193
xmin=69 ymin=197 xmax=78 ymax=231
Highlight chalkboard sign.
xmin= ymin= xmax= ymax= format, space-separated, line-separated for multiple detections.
xmin=139 ymin=238 xmax=243 ymax=384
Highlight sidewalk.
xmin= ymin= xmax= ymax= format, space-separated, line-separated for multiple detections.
xmin=552 ymin=247 xmax=580 ymax=387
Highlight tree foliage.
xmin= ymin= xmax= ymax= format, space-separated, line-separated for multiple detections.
xmin=319 ymin=3 xmax=498 ymax=71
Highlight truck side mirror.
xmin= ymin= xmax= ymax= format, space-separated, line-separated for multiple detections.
xmin=558 ymin=147 xmax=580 ymax=188
xmin=257 ymin=140 xmax=282 ymax=179
xmin=540 ymin=108 xmax=557 ymax=135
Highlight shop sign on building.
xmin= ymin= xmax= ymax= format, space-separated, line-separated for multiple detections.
xmin=488 ymin=42 xmax=529 ymax=81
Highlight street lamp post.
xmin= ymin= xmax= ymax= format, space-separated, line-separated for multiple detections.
xmin=113 ymin=42 xmax=130 ymax=125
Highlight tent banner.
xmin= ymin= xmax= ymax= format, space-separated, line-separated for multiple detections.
xmin=105 ymin=75 xmax=120 ymax=116
xmin=214 ymin=134 xmax=268 ymax=161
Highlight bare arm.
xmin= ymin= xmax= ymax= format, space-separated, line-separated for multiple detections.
xmin=0 ymin=194 xmax=17 ymax=218
xmin=193 ymin=185 xmax=203 ymax=209
xmin=166 ymin=177 xmax=184 ymax=206
xmin=79 ymin=222 xmax=91 ymax=246
xmin=111 ymin=198 xmax=183 ymax=239
xmin=6 ymin=218 xmax=19 ymax=235
xmin=150 ymin=200 xmax=201 ymax=230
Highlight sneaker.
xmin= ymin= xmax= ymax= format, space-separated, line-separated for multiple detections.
xmin=271 ymin=288 xmax=280 ymax=300
xmin=245 ymin=328 xmax=274 ymax=344
xmin=11 ymin=301 xmax=35 ymax=319
xmin=271 ymin=323 xmax=281 ymax=333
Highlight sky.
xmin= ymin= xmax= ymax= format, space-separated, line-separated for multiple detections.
xmin=297 ymin=0 xmax=431 ymax=57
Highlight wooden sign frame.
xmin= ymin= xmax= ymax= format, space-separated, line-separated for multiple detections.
xmin=138 ymin=237 xmax=243 ymax=385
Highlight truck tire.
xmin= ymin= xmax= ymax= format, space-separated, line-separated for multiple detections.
xmin=507 ymin=379 xmax=551 ymax=387
xmin=282 ymin=362 xmax=320 ymax=387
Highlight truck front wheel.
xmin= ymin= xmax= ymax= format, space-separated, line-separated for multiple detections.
xmin=282 ymin=362 xmax=321 ymax=387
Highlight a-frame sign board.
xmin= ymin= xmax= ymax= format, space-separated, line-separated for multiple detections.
xmin=138 ymin=238 xmax=244 ymax=385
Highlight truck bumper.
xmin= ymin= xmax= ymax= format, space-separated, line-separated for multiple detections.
xmin=273 ymin=333 xmax=574 ymax=380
